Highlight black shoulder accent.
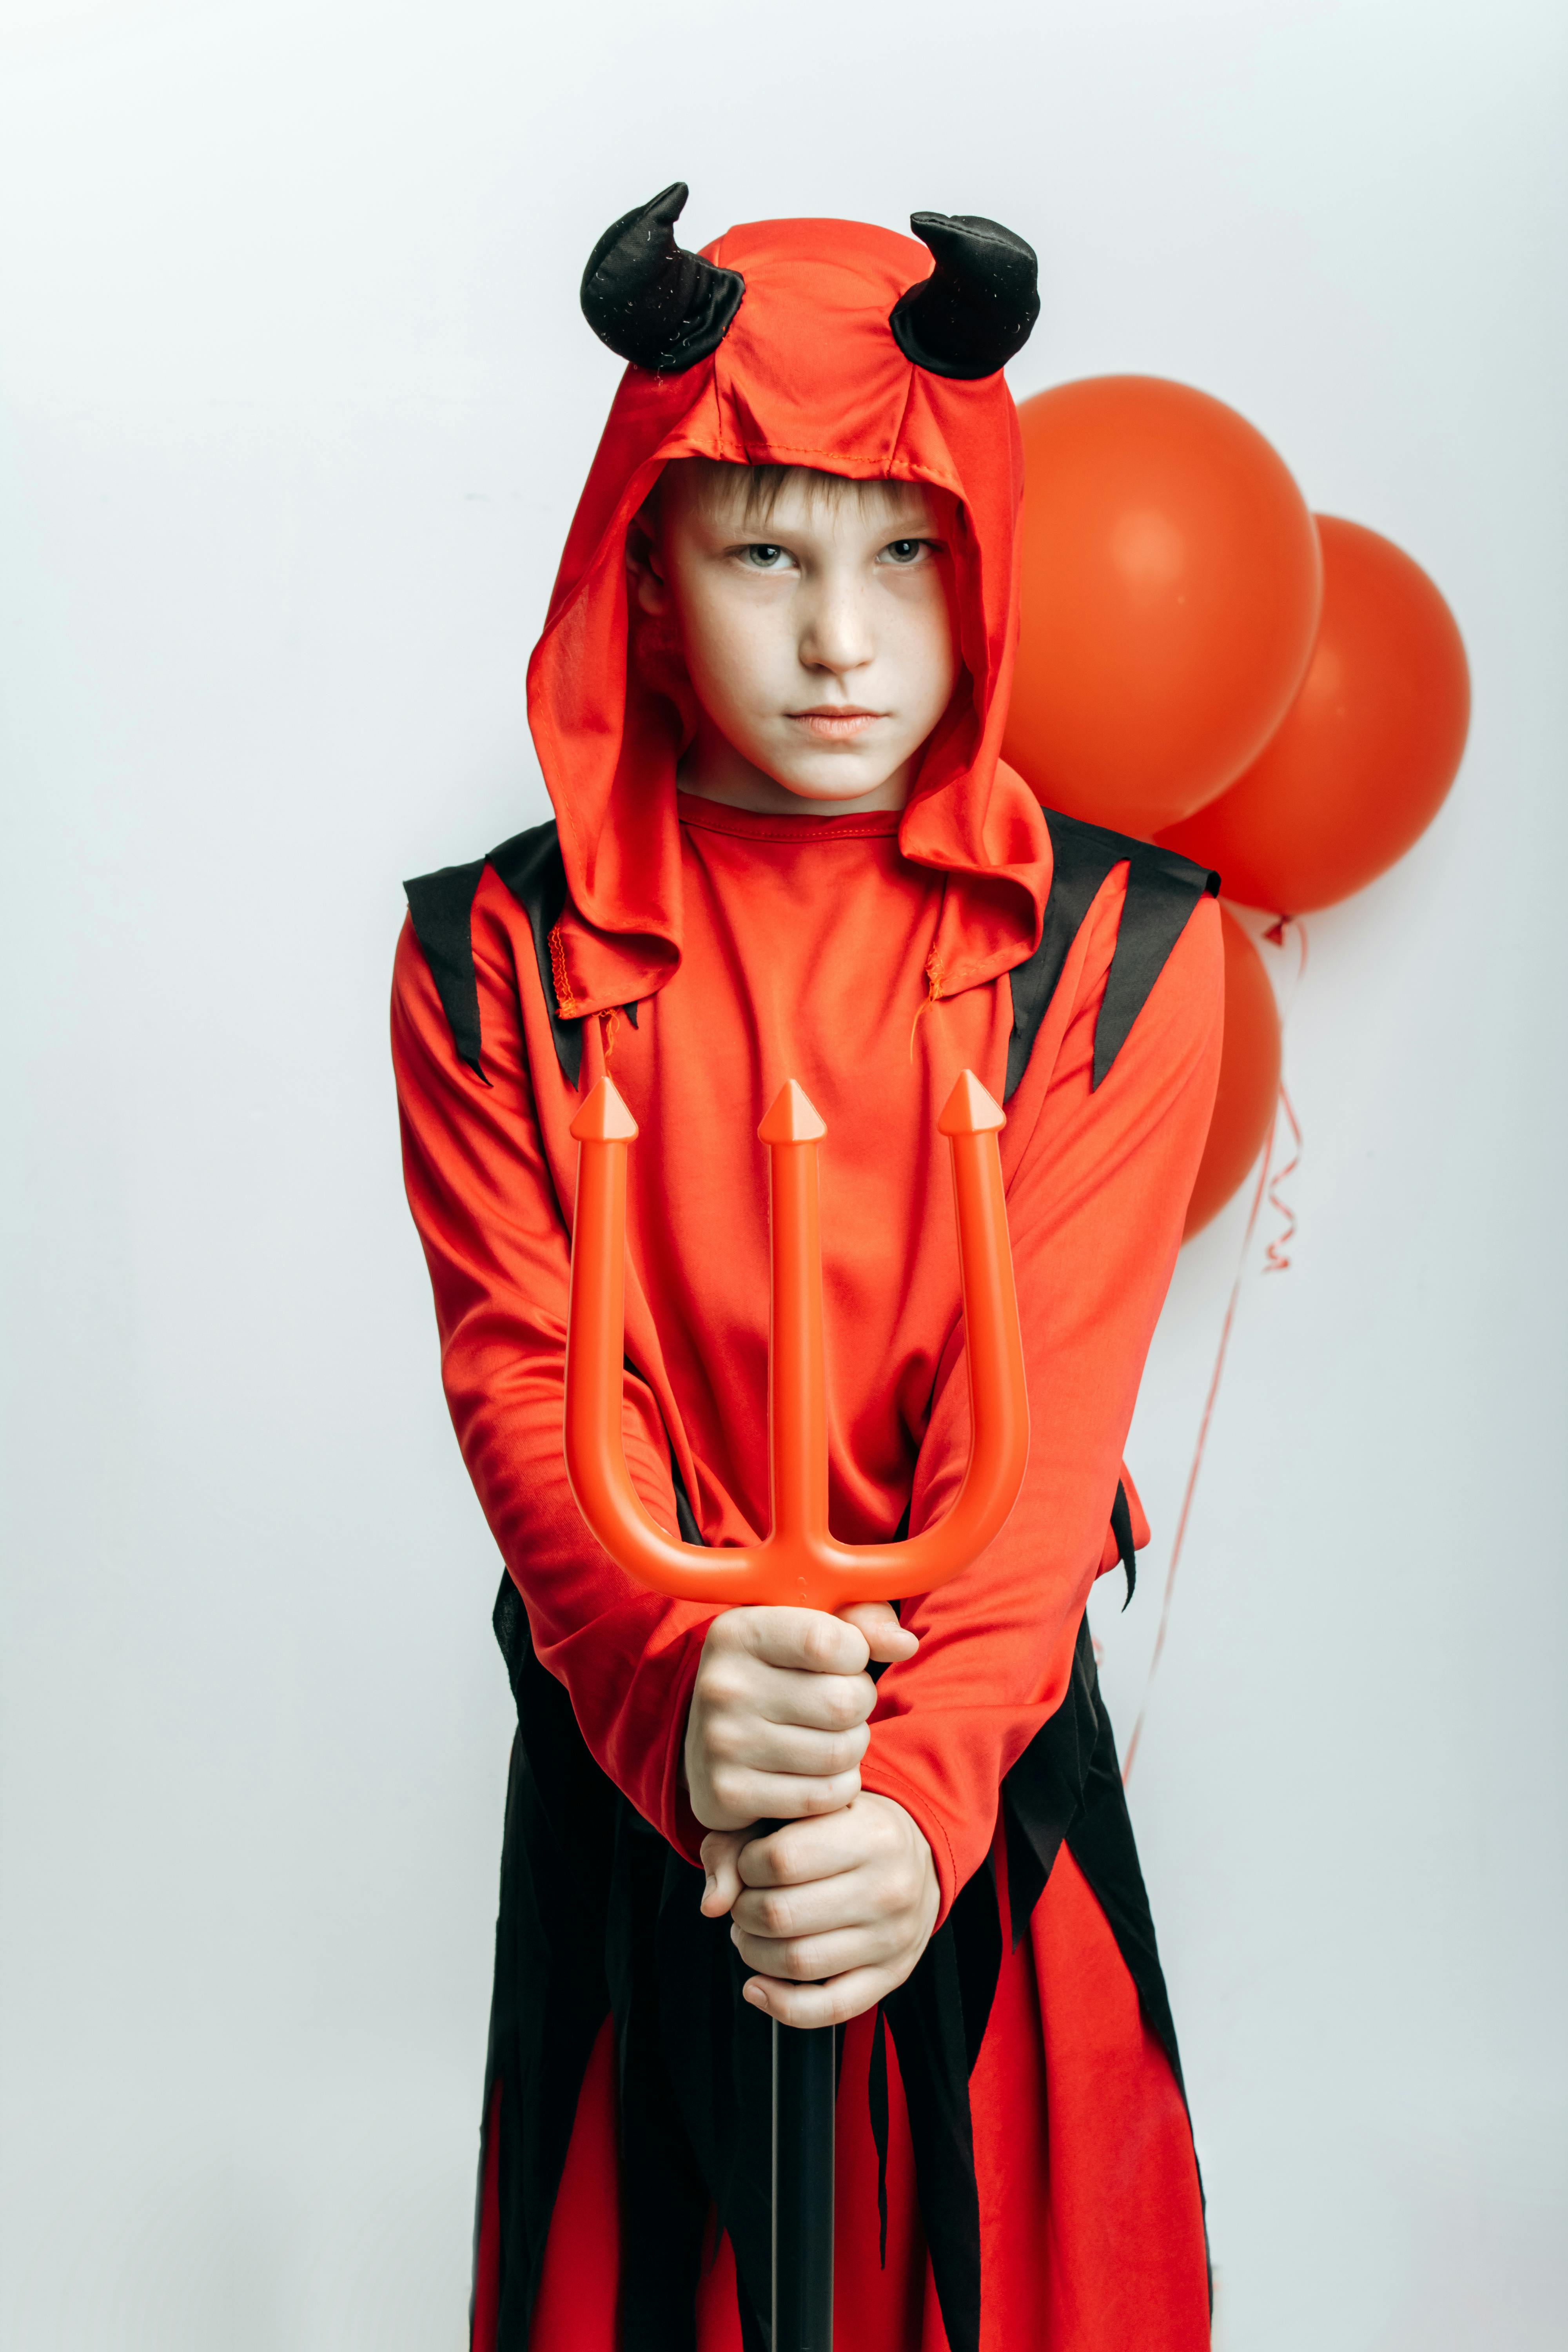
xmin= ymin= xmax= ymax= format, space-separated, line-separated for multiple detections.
xmin=1004 ymin=812 xmax=1125 ymax=1100
xmin=1004 ymin=808 xmax=1219 ymax=1101
xmin=486 ymin=821 xmax=584 ymax=1089
xmin=403 ymin=857 xmax=489 ymax=1082
xmin=1093 ymin=837 xmax=1220 ymax=1089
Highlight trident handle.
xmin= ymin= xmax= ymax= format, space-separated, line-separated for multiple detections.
xmin=563 ymin=1069 xmax=1029 ymax=1613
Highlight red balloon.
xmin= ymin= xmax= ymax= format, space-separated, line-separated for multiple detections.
xmin=1004 ymin=376 xmax=1323 ymax=837
xmin=1159 ymin=517 xmax=1470 ymax=912
xmin=1183 ymin=909 xmax=1281 ymax=1240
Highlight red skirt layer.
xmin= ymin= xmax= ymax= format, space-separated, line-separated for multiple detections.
xmin=476 ymin=1846 xmax=1209 ymax=2352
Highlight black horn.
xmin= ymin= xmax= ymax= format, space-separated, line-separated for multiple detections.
xmin=580 ymin=182 xmax=744 ymax=374
xmin=889 ymin=213 xmax=1040 ymax=380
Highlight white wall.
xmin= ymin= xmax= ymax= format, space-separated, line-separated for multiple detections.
xmin=1 ymin=2 xmax=1563 ymax=2344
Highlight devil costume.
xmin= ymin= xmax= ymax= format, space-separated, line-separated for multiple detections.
xmin=392 ymin=191 xmax=1223 ymax=2351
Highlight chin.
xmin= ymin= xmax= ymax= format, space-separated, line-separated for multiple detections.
xmin=777 ymin=762 xmax=890 ymax=804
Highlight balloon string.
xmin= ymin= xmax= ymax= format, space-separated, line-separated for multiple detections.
xmin=1122 ymin=1098 xmax=1278 ymax=1786
xmin=1263 ymin=1082 xmax=1303 ymax=1274
xmin=1120 ymin=911 xmax=1309 ymax=1782
xmin=1259 ymin=917 xmax=1306 ymax=1272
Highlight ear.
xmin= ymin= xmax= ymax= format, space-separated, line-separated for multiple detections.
xmin=625 ymin=508 xmax=670 ymax=617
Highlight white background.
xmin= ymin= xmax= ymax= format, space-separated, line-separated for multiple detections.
xmin=2 ymin=1 xmax=1563 ymax=2344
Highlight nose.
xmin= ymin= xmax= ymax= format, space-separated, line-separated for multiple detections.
xmin=797 ymin=566 xmax=873 ymax=678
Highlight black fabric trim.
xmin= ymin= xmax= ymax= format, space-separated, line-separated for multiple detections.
xmin=485 ymin=1577 xmax=617 ymax=2348
xmin=1005 ymin=807 xmax=1218 ymax=1102
xmin=1001 ymin=1615 xmax=1102 ymax=1949
xmin=403 ymin=821 xmax=588 ymax=1090
xmin=882 ymin=1927 xmax=983 ymax=2352
xmin=608 ymin=1810 xmax=712 ymax=2347
xmin=403 ymin=858 xmax=489 ymax=1081
xmin=868 ymin=2006 xmax=890 ymax=2266
xmin=486 ymin=822 xmax=584 ymax=1089
xmin=1003 ymin=1613 xmax=1196 ymax=2117
xmin=1063 ymin=1695 xmax=1187 ymax=2100
xmin=1058 ymin=1655 xmax=1211 ymax=2299
xmin=1111 ymin=1476 xmax=1137 ymax=1609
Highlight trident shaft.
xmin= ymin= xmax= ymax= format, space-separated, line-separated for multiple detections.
xmin=563 ymin=1065 xmax=1031 ymax=2352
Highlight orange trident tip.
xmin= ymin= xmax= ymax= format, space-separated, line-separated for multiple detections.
xmin=570 ymin=1073 xmax=639 ymax=1142
xmin=758 ymin=1079 xmax=828 ymax=1144
xmin=938 ymin=1068 xmax=1006 ymax=1135
xmin=563 ymin=1068 xmax=1029 ymax=1613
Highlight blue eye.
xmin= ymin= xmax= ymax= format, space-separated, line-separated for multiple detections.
xmin=881 ymin=539 xmax=928 ymax=565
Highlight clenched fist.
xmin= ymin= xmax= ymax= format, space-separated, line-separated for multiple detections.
xmin=682 ymin=1602 xmax=938 ymax=2024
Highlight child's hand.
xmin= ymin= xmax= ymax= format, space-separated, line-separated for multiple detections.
xmin=683 ymin=1602 xmax=917 ymax=1832
xmin=700 ymin=1795 xmax=940 ymax=2027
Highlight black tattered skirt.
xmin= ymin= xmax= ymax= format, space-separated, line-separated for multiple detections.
xmin=469 ymin=1574 xmax=1205 ymax=2352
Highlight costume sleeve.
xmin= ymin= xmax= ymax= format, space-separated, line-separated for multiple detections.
xmin=858 ymin=884 xmax=1224 ymax=1922
xmin=390 ymin=900 xmax=715 ymax=1856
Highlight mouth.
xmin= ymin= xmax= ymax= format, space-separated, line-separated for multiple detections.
xmin=787 ymin=706 xmax=886 ymax=742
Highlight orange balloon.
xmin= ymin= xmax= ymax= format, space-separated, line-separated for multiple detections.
xmin=1004 ymin=377 xmax=1323 ymax=837
xmin=1160 ymin=517 xmax=1470 ymax=911
xmin=1183 ymin=909 xmax=1281 ymax=1240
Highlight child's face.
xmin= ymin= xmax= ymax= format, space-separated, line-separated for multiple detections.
xmin=633 ymin=463 xmax=959 ymax=811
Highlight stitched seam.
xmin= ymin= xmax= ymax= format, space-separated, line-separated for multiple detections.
xmin=677 ymin=808 xmax=903 ymax=844
xmin=714 ymin=439 xmax=961 ymax=490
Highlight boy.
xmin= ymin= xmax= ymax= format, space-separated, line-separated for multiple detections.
xmin=394 ymin=187 xmax=1222 ymax=2351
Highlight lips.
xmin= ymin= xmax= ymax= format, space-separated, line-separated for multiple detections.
xmin=788 ymin=708 xmax=884 ymax=741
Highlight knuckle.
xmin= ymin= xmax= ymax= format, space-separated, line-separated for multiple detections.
xmin=802 ymin=1619 xmax=841 ymax=1670
xmin=769 ymin=1831 xmax=801 ymax=1880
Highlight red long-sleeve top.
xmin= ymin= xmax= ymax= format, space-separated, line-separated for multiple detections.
xmin=392 ymin=790 xmax=1221 ymax=1922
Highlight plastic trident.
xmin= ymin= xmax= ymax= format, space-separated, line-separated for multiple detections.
xmin=563 ymin=1067 xmax=1030 ymax=1610
xmin=563 ymin=1067 xmax=1029 ymax=2352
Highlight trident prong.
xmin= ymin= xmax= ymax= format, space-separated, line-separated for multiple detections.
xmin=564 ymin=1069 xmax=1029 ymax=1612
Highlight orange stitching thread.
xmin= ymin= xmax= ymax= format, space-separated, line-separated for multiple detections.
xmin=909 ymin=967 xmax=943 ymax=1062
xmin=548 ymin=920 xmax=578 ymax=1018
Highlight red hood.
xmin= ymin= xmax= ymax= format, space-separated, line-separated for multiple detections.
xmin=526 ymin=214 xmax=1052 ymax=1017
